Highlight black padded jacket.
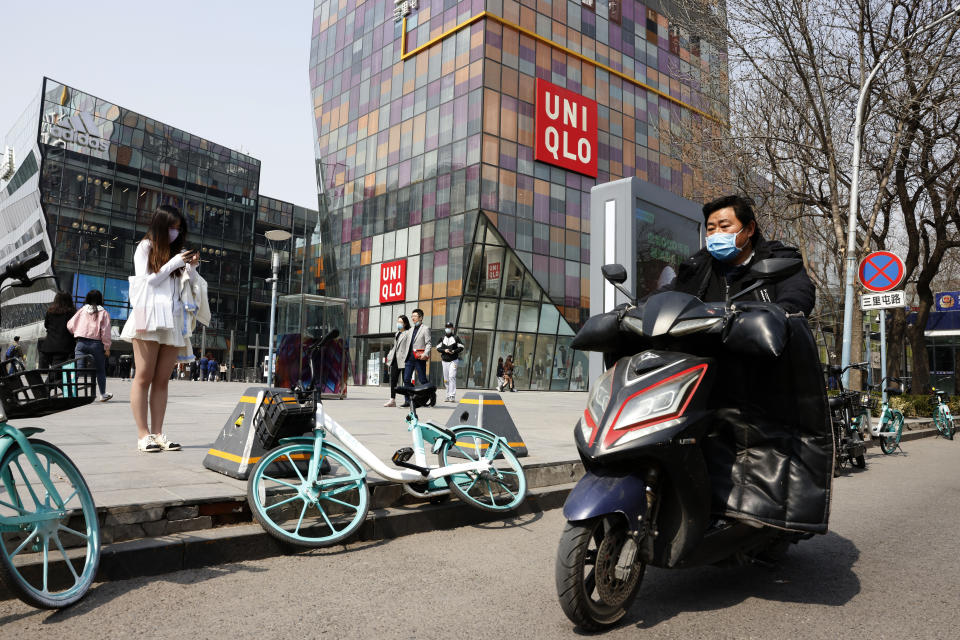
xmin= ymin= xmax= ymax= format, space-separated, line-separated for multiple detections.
xmin=664 ymin=235 xmax=816 ymax=315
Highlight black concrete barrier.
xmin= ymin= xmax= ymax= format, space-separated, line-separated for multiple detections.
xmin=202 ymin=386 xmax=315 ymax=479
xmin=444 ymin=391 xmax=528 ymax=457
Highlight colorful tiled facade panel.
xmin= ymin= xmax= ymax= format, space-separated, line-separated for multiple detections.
xmin=309 ymin=0 xmax=727 ymax=390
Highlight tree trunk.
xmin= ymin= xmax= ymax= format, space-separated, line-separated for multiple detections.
xmin=886 ymin=308 xmax=907 ymax=383
xmin=908 ymin=299 xmax=933 ymax=393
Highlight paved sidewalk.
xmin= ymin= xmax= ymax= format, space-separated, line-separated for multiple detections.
xmin=10 ymin=381 xmax=939 ymax=512
xmin=12 ymin=380 xmax=587 ymax=510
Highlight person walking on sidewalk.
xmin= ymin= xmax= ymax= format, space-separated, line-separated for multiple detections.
xmin=496 ymin=357 xmax=505 ymax=392
xmin=119 ymin=204 xmax=199 ymax=453
xmin=207 ymin=354 xmax=218 ymax=381
xmin=197 ymin=353 xmax=208 ymax=381
xmin=503 ymin=354 xmax=516 ymax=392
xmin=399 ymin=308 xmax=431 ymax=407
xmin=39 ymin=292 xmax=76 ymax=380
xmin=67 ymin=289 xmax=114 ymax=402
xmin=4 ymin=336 xmax=24 ymax=374
xmin=384 ymin=315 xmax=411 ymax=407
xmin=437 ymin=322 xmax=464 ymax=402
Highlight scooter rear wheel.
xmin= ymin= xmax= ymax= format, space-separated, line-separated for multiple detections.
xmin=556 ymin=518 xmax=645 ymax=631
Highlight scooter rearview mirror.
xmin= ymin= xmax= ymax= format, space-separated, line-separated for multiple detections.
xmin=601 ymin=264 xmax=628 ymax=284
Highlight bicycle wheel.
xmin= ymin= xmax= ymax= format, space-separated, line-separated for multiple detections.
xmin=878 ymin=416 xmax=901 ymax=455
xmin=247 ymin=442 xmax=369 ymax=547
xmin=934 ymin=409 xmax=948 ymax=439
xmin=437 ymin=427 xmax=526 ymax=512
xmin=0 ymin=439 xmax=100 ymax=609
xmin=942 ymin=410 xmax=955 ymax=440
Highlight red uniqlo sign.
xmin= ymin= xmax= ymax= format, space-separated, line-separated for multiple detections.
xmin=488 ymin=262 xmax=501 ymax=280
xmin=534 ymin=79 xmax=598 ymax=178
xmin=379 ymin=259 xmax=407 ymax=303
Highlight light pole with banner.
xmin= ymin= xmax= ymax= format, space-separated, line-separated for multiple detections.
xmin=840 ymin=3 xmax=960 ymax=386
xmin=265 ymin=229 xmax=292 ymax=387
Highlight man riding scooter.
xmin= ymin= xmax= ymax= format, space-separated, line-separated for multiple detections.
xmin=661 ymin=195 xmax=815 ymax=315
xmin=556 ymin=195 xmax=833 ymax=631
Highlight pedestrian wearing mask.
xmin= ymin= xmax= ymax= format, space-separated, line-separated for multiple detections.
xmin=67 ymin=289 xmax=113 ymax=402
xmin=398 ymin=308 xmax=431 ymax=407
xmin=384 ymin=315 xmax=411 ymax=407
xmin=437 ymin=322 xmax=464 ymax=402
xmin=119 ymin=204 xmax=199 ymax=453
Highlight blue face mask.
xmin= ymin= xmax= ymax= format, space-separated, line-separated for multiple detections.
xmin=706 ymin=227 xmax=743 ymax=262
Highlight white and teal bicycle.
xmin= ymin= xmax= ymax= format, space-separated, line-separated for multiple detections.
xmin=931 ymin=388 xmax=955 ymax=441
xmin=247 ymin=330 xmax=527 ymax=547
xmin=0 ymin=251 xmax=100 ymax=608
xmin=865 ymin=377 xmax=908 ymax=455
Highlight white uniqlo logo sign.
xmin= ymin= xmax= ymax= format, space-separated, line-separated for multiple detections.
xmin=46 ymin=113 xmax=110 ymax=153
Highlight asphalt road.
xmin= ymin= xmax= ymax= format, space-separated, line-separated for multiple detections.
xmin=2 ymin=438 xmax=958 ymax=639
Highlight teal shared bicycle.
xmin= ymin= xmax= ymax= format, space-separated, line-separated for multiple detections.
xmin=931 ymin=388 xmax=955 ymax=441
xmin=247 ymin=330 xmax=527 ymax=548
xmin=864 ymin=377 xmax=908 ymax=455
xmin=0 ymin=251 xmax=100 ymax=608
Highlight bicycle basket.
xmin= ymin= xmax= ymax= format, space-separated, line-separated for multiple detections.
xmin=0 ymin=360 xmax=96 ymax=419
xmin=859 ymin=393 xmax=878 ymax=411
xmin=253 ymin=390 xmax=316 ymax=449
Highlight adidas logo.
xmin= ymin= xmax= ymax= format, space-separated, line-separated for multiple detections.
xmin=46 ymin=112 xmax=109 ymax=153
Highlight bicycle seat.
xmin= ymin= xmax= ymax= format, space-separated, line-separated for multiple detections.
xmin=828 ymin=396 xmax=845 ymax=410
xmin=395 ymin=382 xmax=436 ymax=396
xmin=884 ymin=387 xmax=902 ymax=396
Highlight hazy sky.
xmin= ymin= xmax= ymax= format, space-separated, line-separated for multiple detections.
xmin=1 ymin=0 xmax=318 ymax=209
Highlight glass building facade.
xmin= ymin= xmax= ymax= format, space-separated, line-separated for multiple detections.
xmin=0 ymin=78 xmax=292 ymax=369
xmin=309 ymin=0 xmax=727 ymax=390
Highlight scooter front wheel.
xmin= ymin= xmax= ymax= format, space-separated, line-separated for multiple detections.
xmin=556 ymin=518 xmax=645 ymax=631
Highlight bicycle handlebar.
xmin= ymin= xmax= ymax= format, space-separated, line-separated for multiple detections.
xmin=842 ymin=361 xmax=869 ymax=374
xmin=1 ymin=250 xmax=48 ymax=284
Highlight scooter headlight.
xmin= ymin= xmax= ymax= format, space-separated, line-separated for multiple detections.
xmin=601 ymin=363 xmax=708 ymax=449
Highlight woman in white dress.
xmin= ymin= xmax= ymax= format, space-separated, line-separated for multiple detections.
xmin=119 ymin=205 xmax=199 ymax=452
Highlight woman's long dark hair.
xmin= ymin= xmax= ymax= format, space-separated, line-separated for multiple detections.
xmin=145 ymin=204 xmax=187 ymax=274
xmin=83 ymin=289 xmax=104 ymax=307
xmin=398 ymin=315 xmax=411 ymax=331
xmin=47 ymin=291 xmax=75 ymax=314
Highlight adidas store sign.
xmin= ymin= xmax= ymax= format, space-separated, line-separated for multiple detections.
xmin=45 ymin=113 xmax=110 ymax=153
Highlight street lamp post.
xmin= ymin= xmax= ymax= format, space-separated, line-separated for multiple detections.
xmin=265 ymin=229 xmax=292 ymax=387
xmin=840 ymin=3 xmax=960 ymax=387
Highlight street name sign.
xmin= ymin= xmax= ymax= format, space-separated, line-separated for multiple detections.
xmin=861 ymin=290 xmax=905 ymax=310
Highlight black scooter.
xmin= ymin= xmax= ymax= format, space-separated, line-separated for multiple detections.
xmin=555 ymin=260 xmax=832 ymax=631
